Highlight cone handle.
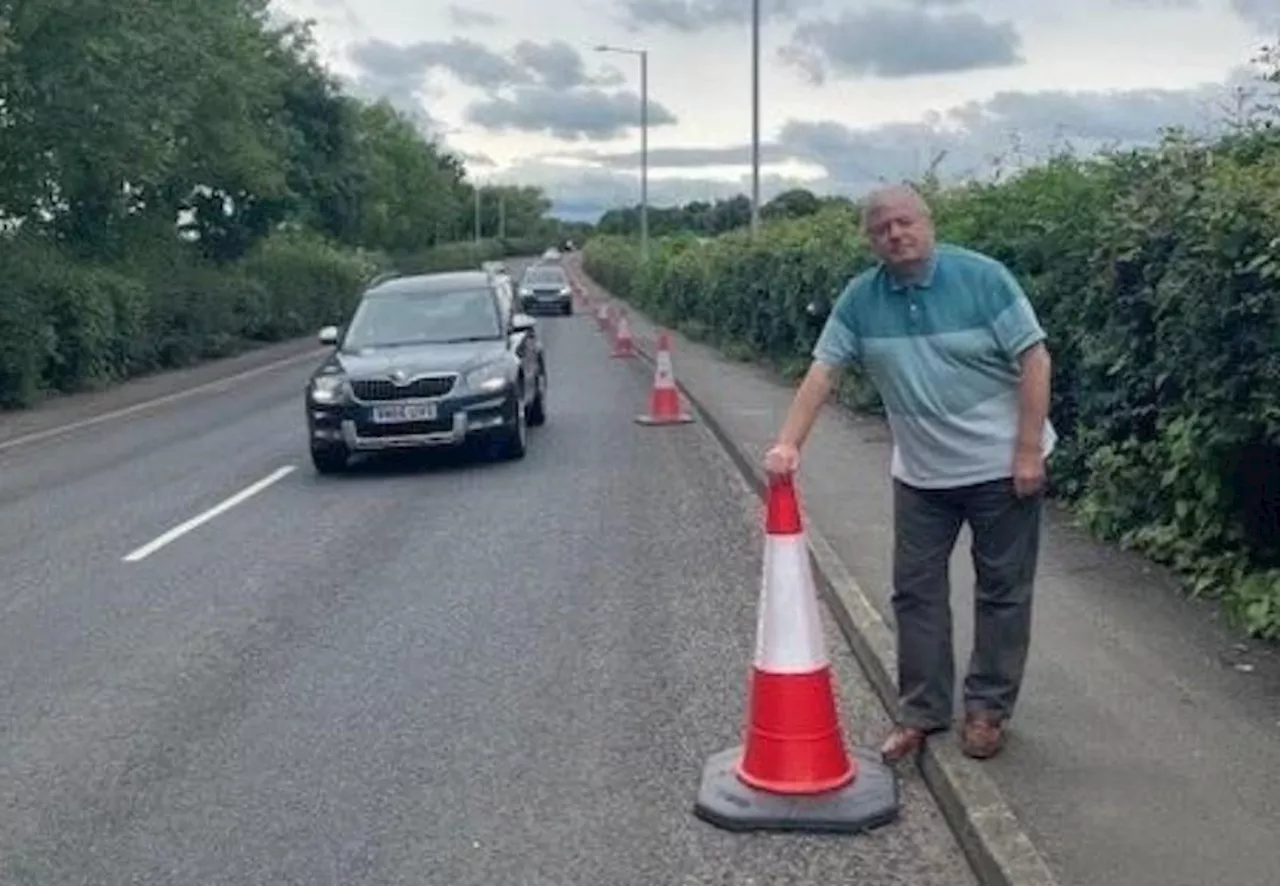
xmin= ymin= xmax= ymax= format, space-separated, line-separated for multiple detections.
xmin=765 ymin=472 xmax=803 ymax=535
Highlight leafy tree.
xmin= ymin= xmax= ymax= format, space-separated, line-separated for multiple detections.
xmin=0 ymin=0 xmax=560 ymax=413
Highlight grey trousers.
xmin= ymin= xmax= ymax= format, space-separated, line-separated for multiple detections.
xmin=891 ymin=476 xmax=1043 ymax=731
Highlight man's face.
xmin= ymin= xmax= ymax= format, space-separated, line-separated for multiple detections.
xmin=864 ymin=198 xmax=934 ymax=268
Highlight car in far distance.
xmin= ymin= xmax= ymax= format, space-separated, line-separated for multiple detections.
xmin=517 ymin=263 xmax=573 ymax=315
xmin=541 ymin=247 xmax=561 ymax=261
xmin=305 ymin=270 xmax=547 ymax=473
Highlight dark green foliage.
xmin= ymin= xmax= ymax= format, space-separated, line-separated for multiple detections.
xmin=584 ymin=133 xmax=1280 ymax=639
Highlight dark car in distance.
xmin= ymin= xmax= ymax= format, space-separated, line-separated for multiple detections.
xmin=305 ymin=270 xmax=547 ymax=473
xmin=517 ymin=263 xmax=573 ymax=315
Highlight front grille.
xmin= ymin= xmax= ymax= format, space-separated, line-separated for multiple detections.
xmin=532 ymin=288 xmax=564 ymax=296
xmin=357 ymin=419 xmax=453 ymax=437
xmin=351 ymin=375 xmax=455 ymax=401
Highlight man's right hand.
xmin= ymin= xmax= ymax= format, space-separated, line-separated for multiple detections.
xmin=764 ymin=442 xmax=800 ymax=475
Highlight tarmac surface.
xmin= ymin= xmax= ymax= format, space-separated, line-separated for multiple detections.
xmin=0 ymin=265 xmax=976 ymax=885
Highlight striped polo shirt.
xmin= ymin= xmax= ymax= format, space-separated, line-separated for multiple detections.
xmin=812 ymin=243 xmax=1057 ymax=489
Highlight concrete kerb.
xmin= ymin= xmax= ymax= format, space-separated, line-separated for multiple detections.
xmin=569 ymin=262 xmax=1059 ymax=886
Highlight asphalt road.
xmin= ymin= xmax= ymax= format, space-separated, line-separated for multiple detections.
xmin=0 ymin=268 xmax=975 ymax=885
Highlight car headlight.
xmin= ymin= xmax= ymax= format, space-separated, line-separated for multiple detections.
xmin=310 ymin=374 xmax=347 ymax=404
xmin=519 ymin=287 xmax=532 ymax=297
xmin=559 ymin=286 xmax=571 ymax=295
xmin=465 ymin=363 xmax=509 ymax=393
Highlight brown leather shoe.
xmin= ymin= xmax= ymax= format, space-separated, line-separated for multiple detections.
xmin=880 ymin=726 xmax=928 ymax=763
xmin=961 ymin=711 xmax=1007 ymax=759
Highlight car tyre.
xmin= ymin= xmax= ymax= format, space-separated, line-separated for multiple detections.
xmin=561 ymin=301 xmax=573 ymax=316
xmin=310 ymin=444 xmax=349 ymax=474
xmin=527 ymin=368 xmax=547 ymax=427
xmin=496 ymin=390 xmax=528 ymax=460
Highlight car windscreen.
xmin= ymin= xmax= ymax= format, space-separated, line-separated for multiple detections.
xmin=522 ymin=268 xmax=566 ymax=286
xmin=342 ymin=287 xmax=503 ymax=349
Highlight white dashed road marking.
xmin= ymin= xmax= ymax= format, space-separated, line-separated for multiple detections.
xmin=122 ymin=465 xmax=296 ymax=562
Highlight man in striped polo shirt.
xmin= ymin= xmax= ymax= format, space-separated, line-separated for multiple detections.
xmin=764 ymin=184 xmax=1054 ymax=762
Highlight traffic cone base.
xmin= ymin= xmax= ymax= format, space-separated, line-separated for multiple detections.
xmin=694 ymin=745 xmax=900 ymax=834
xmin=635 ymin=412 xmax=693 ymax=425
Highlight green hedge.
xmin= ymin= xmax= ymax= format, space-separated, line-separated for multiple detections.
xmin=0 ymin=231 xmax=546 ymax=410
xmin=0 ymin=229 xmax=388 ymax=407
xmin=583 ymin=133 xmax=1280 ymax=639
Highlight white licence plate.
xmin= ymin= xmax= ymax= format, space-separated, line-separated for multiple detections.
xmin=371 ymin=403 xmax=437 ymax=423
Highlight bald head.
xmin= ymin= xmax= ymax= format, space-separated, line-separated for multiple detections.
xmin=859 ymin=184 xmax=936 ymax=274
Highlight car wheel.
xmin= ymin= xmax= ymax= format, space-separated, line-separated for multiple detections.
xmin=497 ymin=391 xmax=528 ymax=460
xmin=527 ymin=368 xmax=547 ymax=427
xmin=310 ymin=444 xmax=349 ymax=474
xmin=562 ymin=301 xmax=573 ymax=316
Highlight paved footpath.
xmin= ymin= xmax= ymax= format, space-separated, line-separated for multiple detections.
xmin=571 ymin=257 xmax=1280 ymax=886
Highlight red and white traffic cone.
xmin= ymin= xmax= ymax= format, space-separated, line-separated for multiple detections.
xmin=635 ymin=331 xmax=693 ymax=425
xmin=693 ymin=472 xmax=900 ymax=833
xmin=611 ymin=312 xmax=635 ymax=358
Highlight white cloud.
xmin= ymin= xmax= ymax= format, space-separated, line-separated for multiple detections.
xmin=781 ymin=7 xmax=1025 ymax=83
xmin=270 ymin=0 xmax=1278 ymax=219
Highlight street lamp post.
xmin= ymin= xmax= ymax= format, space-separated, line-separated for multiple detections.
xmin=750 ymin=0 xmax=761 ymax=237
xmin=594 ymin=44 xmax=649 ymax=262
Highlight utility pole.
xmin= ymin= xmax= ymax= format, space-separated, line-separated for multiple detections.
xmin=750 ymin=0 xmax=761 ymax=237
xmin=595 ymin=44 xmax=650 ymax=262
xmin=639 ymin=48 xmax=649 ymax=262
xmin=498 ymin=192 xmax=506 ymax=241
xmin=473 ymin=184 xmax=481 ymax=250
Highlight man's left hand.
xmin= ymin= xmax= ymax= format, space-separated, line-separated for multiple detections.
xmin=1012 ymin=448 xmax=1046 ymax=497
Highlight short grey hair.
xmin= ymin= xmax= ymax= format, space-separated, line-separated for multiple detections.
xmin=859 ymin=184 xmax=932 ymax=233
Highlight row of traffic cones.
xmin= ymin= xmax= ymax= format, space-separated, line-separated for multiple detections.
xmin=569 ymin=264 xmax=900 ymax=835
xmin=570 ymin=270 xmax=694 ymax=426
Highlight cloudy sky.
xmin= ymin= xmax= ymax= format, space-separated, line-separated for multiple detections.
xmin=272 ymin=0 xmax=1280 ymax=220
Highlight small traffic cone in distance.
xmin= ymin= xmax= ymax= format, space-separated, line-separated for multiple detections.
xmin=611 ymin=312 xmax=636 ymax=358
xmin=596 ymin=302 xmax=610 ymax=331
xmin=693 ymin=472 xmax=900 ymax=834
xmin=636 ymin=331 xmax=694 ymax=425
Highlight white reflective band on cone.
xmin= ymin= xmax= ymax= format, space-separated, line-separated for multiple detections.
xmin=753 ymin=533 xmax=828 ymax=672
xmin=655 ymin=351 xmax=674 ymax=387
